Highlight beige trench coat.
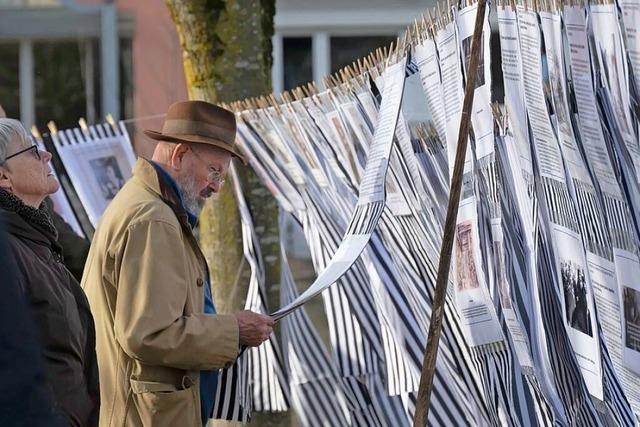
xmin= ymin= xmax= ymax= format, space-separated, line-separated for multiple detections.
xmin=82 ymin=158 xmax=239 ymax=427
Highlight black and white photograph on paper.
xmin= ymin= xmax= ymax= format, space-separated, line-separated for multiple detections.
xmin=624 ymin=287 xmax=640 ymax=352
xmin=54 ymin=136 xmax=135 ymax=227
xmin=455 ymin=220 xmax=480 ymax=291
xmin=494 ymin=241 xmax=512 ymax=309
xmin=562 ymin=259 xmax=593 ymax=337
xmin=462 ymin=34 xmax=485 ymax=88
xmin=9 ymin=0 xmax=640 ymax=423
xmin=607 ymin=35 xmax=631 ymax=135
xmin=90 ymin=156 xmax=126 ymax=200
xmin=549 ymin=55 xmax=569 ymax=131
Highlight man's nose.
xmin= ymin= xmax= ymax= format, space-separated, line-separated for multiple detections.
xmin=41 ymin=150 xmax=52 ymax=162
xmin=208 ymin=180 xmax=220 ymax=194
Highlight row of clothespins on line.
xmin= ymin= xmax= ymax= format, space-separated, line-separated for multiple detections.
xmin=26 ymin=0 xmax=612 ymax=137
xmin=222 ymin=0 xmax=606 ymax=115
xmin=29 ymin=113 xmax=123 ymax=145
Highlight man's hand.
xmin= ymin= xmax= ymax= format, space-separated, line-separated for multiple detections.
xmin=234 ymin=310 xmax=274 ymax=347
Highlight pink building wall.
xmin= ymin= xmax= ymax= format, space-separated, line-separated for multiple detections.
xmin=80 ymin=0 xmax=188 ymax=158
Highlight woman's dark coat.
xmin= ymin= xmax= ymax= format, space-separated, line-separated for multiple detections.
xmin=0 ymin=190 xmax=99 ymax=426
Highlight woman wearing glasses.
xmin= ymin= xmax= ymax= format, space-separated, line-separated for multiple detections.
xmin=0 ymin=118 xmax=99 ymax=426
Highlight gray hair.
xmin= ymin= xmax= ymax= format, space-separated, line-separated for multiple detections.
xmin=0 ymin=118 xmax=29 ymax=165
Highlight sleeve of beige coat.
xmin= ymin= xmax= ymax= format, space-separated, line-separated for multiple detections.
xmin=113 ymin=219 xmax=239 ymax=370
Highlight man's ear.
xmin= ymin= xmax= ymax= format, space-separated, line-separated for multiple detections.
xmin=169 ymin=143 xmax=190 ymax=171
xmin=0 ymin=166 xmax=12 ymax=192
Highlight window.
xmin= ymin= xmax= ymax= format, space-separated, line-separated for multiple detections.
xmin=119 ymin=37 xmax=133 ymax=120
xmin=0 ymin=43 xmax=20 ymax=118
xmin=34 ymin=40 xmax=91 ymax=130
xmin=18 ymin=36 xmax=132 ymax=130
xmin=0 ymin=0 xmax=61 ymax=7
xmin=330 ymin=35 xmax=396 ymax=73
xmin=283 ymin=37 xmax=312 ymax=91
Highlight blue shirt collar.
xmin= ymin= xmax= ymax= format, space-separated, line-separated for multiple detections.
xmin=149 ymin=161 xmax=198 ymax=228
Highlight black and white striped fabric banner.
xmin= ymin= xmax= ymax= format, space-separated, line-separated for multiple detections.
xmin=210 ymin=165 xmax=290 ymax=422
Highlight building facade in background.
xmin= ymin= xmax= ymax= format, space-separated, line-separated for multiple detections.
xmin=0 ymin=0 xmax=427 ymax=150
xmin=0 ymin=0 xmax=428 ymax=256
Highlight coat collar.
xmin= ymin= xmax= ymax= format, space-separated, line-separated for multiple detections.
xmin=133 ymin=158 xmax=210 ymax=275
xmin=0 ymin=201 xmax=62 ymax=259
xmin=149 ymin=161 xmax=198 ymax=228
xmin=0 ymin=190 xmax=62 ymax=256
xmin=133 ymin=158 xmax=193 ymax=232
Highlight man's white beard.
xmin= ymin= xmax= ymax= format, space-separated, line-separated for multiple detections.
xmin=176 ymin=173 xmax=205 ymax=216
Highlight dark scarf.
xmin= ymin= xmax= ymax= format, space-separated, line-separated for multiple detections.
xmin=0 ymin=188 xmax=58 ymax=241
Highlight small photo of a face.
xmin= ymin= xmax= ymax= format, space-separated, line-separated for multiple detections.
xmin=493 ymin=240 xmax=512 ymax=309
xmin=561 ymin=260 xmax=593 ymax=337
xmin=90 ymin=156 xmax=125 ymax=200
xmin=455 ymin=220 xmax=480 ymax=292
xmin=624 ymin=287 xmax=640 ymax=352
xmin=462 ymin=34 xmax=485 ymax=88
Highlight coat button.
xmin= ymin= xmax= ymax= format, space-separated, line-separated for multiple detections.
xmin=196 ymin=278 xmax=204 ymax=287
xmin=182 ymin=375 xmax=194 ymax=389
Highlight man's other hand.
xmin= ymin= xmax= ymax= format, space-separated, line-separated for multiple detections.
xmin=234 ymin=310 xmax=274 ymax=347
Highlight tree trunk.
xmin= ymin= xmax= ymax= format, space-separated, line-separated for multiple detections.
xmin=166 ymin=1 xmax=286 ymax=425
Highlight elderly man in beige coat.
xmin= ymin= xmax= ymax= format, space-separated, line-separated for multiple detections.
xmin=82 ymin=101 xmax=274 ymax=427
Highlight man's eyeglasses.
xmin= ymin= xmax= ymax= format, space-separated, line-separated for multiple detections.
xmin=206 ymin=168 xmax=226 ymax=185
xmin=5 ymin=144 xmax=41 ymax=161
xmin=189 ymin=146 xmax=226 ymax=185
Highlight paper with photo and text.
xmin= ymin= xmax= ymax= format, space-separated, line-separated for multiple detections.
xmin=517 ymin=5 xmax=603 ymax=400
xmin=271 ymin=57 xmax=407 ymax=321
xmin=565 ymin=8 xmax=640 ymax=410
xmin=434 ymin=6 xmax=504 ymax=347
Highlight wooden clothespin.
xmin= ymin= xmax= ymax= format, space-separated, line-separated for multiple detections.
xmin=78 ymin=118 xmax=91 ymax=139
xmin=339 ymin=68 xmax=349 ymax=85
xmin=413 ymin=18 xmax=421 ymax=44
xmin=327 ymin=74 xmax=337 ymax=89
xmin=30 ymin=125 xmax=41 ymax=140
xmin=47 ymin=121 xmax=58 ymax=135
xmin=105 ymin=113 xmax=121 ymax=135
xmin=355 ymin=58 xmax=364 ymax=76
xmin=425 ymin=9 xmax=436 ymax=34
xmin=268 ymin=94 xmax=281 ymax=113
xmin=418 ymin=14 xmax=428 ymax=41
xmin=405 ymin=29 xmax=413 ymax=51
xmin=301 ymin=85 xmax=312 ymax=99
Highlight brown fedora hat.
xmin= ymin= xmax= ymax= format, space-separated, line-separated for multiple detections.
xmin=144 ymin=100 xmax=246 ymax=164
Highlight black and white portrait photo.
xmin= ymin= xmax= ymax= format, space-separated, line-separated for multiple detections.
xmin=493 ymin=241 xmax=512 ymax=309
xmin=462 ymin=34 xmax=485 ymax=88
xmin=561 ymin=260 xmax=593 ymax=337
xmin=90 ymin=156 xmax=125 ymax=200
xmin=549 ymin=55 xmax=570 ymax=132
xmin=624 ymin=287 xmax=640 ymax=352
xmin=455 ymin=221 xmax=480 ymax=292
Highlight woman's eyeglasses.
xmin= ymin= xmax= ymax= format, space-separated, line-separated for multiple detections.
xmin=5 ymin=144 xmax=41 ymax=161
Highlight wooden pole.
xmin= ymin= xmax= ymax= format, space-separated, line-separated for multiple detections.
xmin=413 ymin=0 xmax=487 ymax=425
